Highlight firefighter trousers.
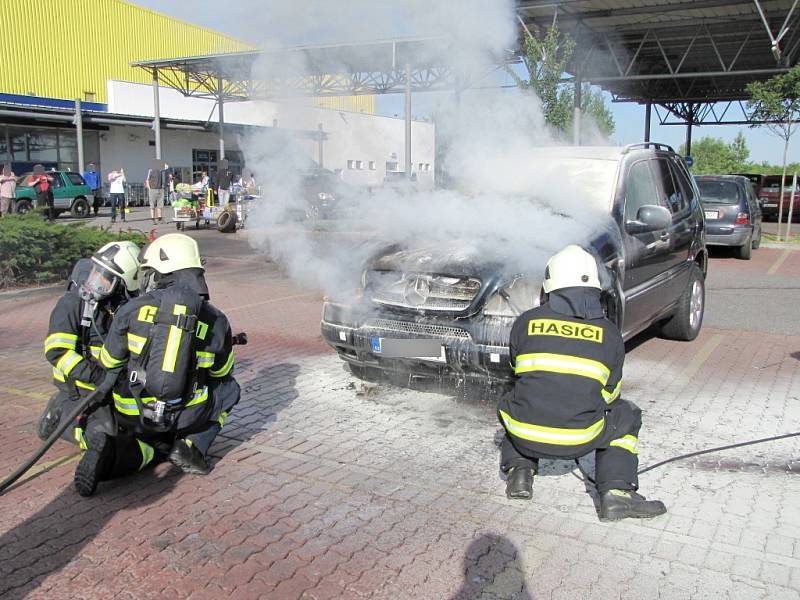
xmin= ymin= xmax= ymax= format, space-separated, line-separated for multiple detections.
xmin=500 ymin=399 xmax=642 ymax=493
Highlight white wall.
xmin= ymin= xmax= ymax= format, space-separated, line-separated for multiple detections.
xmin=106 ymin=80 xmax=435 ymax=187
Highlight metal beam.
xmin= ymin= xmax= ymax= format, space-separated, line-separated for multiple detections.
xmin=588 ymin=67 xmax=788 ymax=82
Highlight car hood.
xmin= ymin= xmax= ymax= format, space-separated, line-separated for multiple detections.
xmin=369 ymin=241 xmax=511 ymax=279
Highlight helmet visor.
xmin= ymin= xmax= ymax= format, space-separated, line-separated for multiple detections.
xmin=84 ymin=263 xmax=119 ymax=299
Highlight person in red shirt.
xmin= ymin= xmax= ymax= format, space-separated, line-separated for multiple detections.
xmin=28 ymin=164 xmax=55 ymax=221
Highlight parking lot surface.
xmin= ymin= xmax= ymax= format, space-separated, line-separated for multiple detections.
xmin=2 ymin=217 xmax=800 ymax=599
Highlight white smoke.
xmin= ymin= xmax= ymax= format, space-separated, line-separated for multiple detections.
xmin=236 ymin=0 xmax=615 ymax=300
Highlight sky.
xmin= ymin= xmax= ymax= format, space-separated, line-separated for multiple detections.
xmin=134 ymin=0 xmax=793 ymax=166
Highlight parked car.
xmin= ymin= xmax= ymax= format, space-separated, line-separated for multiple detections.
xmin=695 ymin=175 xmax=762 ymax=260
xmin=758 ymin=174 xmax=800 ymax=221
xmin=15 ymin=171 xmax=93 ymax=217
xmin=320 ymin=143 xmax=708 ymax=386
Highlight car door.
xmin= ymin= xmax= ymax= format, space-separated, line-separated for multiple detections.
xmin=50 ymin=172 xmax=69 ymax=210
xmin=620 ymin=158 xmax=673 ymax=335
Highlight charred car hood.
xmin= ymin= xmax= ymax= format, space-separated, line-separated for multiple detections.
xmin=369 ymin=242 xmax=511 ymax=279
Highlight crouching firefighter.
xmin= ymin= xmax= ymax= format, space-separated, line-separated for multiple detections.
xmin=74 ymin=233 xmax=240 ymax=497
xmin=38 ymin=241 xmax=142 ymax=444
xmin=498 ymin=245 xmax=667 ymax=521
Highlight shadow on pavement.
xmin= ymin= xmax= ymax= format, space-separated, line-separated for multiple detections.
xmin=450 ymin=533 xmax=534 ymax=600
xmin=0 ymin=466 xmax=180 ymax=599
xmin=209 ymin=362 xmax=300 ymax=463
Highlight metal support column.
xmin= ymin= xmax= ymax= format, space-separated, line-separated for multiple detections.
xmin=685 ymin=105 xmax=694 ymax=157
xmin=573 ymin=75 xmax=582 ymax=145
xmin=74 ymin=98 xmax=85 ymax=173
xmin=217 ymin=77 xmax=225 ymax=160
xmin=152 ymin=69 xmax=162 ymax=160
xmin=404 ymin=62 xmax=412 ymax=179
xmin=644 ymin=101 xmax=652 ymax=142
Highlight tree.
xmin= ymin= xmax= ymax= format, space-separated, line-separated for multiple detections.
xmin=508 ymin=22 xmax=615 ymax=138
xmin=679 ymin=137 xmax=736 ymax=175
xmin=729 ymin=131 xmax=750 ymax=167
xmin=747 ymin=65 xmax=800 ymax=239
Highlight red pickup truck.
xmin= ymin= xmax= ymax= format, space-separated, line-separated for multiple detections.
xmin=758 ymin=175 xmax=800 ymax=221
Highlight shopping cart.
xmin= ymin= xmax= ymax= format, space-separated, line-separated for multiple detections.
xmin=172 ymin=184 xmax=198 ymax=231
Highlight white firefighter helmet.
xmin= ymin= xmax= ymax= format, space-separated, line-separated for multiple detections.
xmin=140 ymin=233 xmax=203 ymax=275
xmin=542 ymin=245 xmax=601 ymax=294
xmin=87 ymin=240 xmax=141 ymax=297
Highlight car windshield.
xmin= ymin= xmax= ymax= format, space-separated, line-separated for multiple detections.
xmin=697 ymin=181 xmax=739 ymax=204
xmin=527 ymin=155 xmax=619 ymax=212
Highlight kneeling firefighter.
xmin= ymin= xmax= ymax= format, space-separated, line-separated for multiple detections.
xmin=38 ymin=241 xmax=142 ymax=444
xmin=75 ymin=233 xmax=240 ymax=497
xmin=498 ymin=245 xmax=666 ymax=521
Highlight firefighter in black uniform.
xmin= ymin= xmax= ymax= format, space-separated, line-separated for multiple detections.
xmin=498 ymin=245 xmax=666 ymax=521
xmin=74 ymin=233 xmax=240 ymax=497
xmin=38 ymin=241 xmax=142 ymax=444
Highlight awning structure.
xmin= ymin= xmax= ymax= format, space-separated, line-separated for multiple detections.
xmin=517 ymin=0 xmax=800 ymax=126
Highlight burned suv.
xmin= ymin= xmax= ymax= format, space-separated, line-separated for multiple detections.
xmin=321 ymin=143 xmax=707 ymax=385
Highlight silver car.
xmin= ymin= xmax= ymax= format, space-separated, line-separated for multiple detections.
xmin=696 ymin=175 xmax=762 ymax=260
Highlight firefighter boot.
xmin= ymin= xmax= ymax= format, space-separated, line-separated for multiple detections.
xmin=599 ymin=489 xmax=667 ymax=521
xmin=505 ymin=467 xmax=535 ymax=500
xmin=168 ymin=439 xmax=210 ymax=475
xmin=74 ymin=431 xmax=113 ymax=497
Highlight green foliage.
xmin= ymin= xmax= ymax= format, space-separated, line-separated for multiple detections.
xmin=517 ymin=23 xmax=615 ymax=137
xmin=679 ymin=137 xmax=738 ymax=174
xmin=747 ymin=65 xmax=800 ymax=142
xmin=0 ymin=213 xmax=147 ymax=289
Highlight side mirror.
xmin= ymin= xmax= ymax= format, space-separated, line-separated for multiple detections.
xmin=626 ymin=205 xmax=672 ymax=234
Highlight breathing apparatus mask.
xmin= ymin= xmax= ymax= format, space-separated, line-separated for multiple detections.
xmin=80 ymin=263 xmax=121 ymax=303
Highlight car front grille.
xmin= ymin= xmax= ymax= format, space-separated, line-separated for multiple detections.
xmin=367 ymin=271 xmax=481 ymax=312
xmin=362 ymin=318 xmax=472 ymax=340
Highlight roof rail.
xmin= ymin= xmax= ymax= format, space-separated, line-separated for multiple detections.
xmin=623 ymin=142 xmax=675 ymax=154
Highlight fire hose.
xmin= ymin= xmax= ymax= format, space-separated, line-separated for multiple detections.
xmin=0 ymin=332 xmax=248 ymax=496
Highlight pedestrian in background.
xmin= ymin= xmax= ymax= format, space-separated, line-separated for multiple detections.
xmin=168 ymin=172 xmax=176 ymax=205
xmin=28 ymin=164 xmax=55 ymax=221
xmin=83 ymin=163 xmax=102 ymax=216
xmin=0 ymin=163 xmax=16 ymax=216
xmin=108 ymin=167 xmax=126 ymax=223
xmin=217 ymin=159 xmax=231 ymax=207
xmin=145 ymin=160 xmax=166 ymax=224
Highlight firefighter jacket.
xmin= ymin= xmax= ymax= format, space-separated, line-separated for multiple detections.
xmin=98 ymin=283 xmax=235 ymax=433
xmin=498 ymin=287 xmax=624 ymax=457
xmin=44 ymin=292 xmax=112 ymax=394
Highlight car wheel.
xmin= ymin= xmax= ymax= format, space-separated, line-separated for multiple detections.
xmin=660 ymin=263 xmax=704 ymax=341
xmin=217 ymin=210 xmax=237 ymax=233
xmin=71 ymin=197 xmax=90 ymax=218
xmin=736 ymin=237 xmax=752 ymax=260
xmin=15 ymin=199 xmax=33 ymax=214
xmin=752 ymin=228 xmax=762 ymax=249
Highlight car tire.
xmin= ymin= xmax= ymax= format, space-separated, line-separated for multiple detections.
xmin=15 ymin=199 xmax=33 ymax=214
xmin=736 ymin=237 xmax=752 ymax=260
xmin=217 ymin=211 xmax=237 ymax=233
xmin=660 ymin=263 xmax=704 ymax=341
xmin=71 ymin=197 xmax=90 ymax=218
xmin=752 ymin=228 xmax=762 ymax=249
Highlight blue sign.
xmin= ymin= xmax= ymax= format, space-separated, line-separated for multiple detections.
xmin=371 ymin=337 xmax=382 ymax=353
xmin=684 ymin=155 xmax=694 ymax=168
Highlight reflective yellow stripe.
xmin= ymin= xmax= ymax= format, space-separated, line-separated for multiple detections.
xmin=75 ymin=380 xmax=96 ymax=390
xmin=89 ymin=345 xmax=101 ymax=360
xmin=601 ymin=379 xmax=622 ymax=404
xmin=128 ymin=333 xmax=147 ymax=355
xmin=514 ymin=352 xmax=610 ymax=385
xmin=499 ymin=409 xmax=605 ymax=446
xmin=185 ymin=386 xmax=209 ymax=407
xmin=209 ymin=351 xmax=235 ymax=378
xmin=75 ymin=427 xmax=87 ymax=450
xmin=53 ymin=367 xmax=66 ymax=382
xmin=137 ymin=439 xmax=155 ymax=470
xmin=197 ymin=351 xmax=215 ymax=368
xmin=162 ymin=304 xmax=187 ymax=374
xmin=100 ymin=346 xmax=125 ymax=369
xmin=56 ymin=350 xmax=84 ymax=377
xmin=217 ymin=411 xmax=229 ymax=427
xmin=609 ymin=434 xmax=639 ymax=455
xmin=112 ymin=392 xmax=156 ymax=416
xmin=44 ymin=332 xmax=78 ymax=353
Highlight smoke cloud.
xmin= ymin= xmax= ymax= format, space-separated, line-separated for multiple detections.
xmin=236 ymin=0 xmax=615 ymax=301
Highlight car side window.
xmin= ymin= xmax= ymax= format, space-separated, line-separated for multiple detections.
xmin=50 ymin=174 xmax=63 ymax=188
xmin=67 ymin=172 xmax=84 ymax=186
xmin=669 ymin=159 xmax=697 ymax=210
xmin=652 ymin=158 xmax=685 ymax=214
xmin=624 ymin=160 xmax=660 ymax=222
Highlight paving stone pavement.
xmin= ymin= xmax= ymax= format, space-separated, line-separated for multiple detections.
xmin=2 ymin=236 xmax=800 ymax=599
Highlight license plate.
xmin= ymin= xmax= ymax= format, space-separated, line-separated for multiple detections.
xmin=763 ymin=203 xmax=778 ymax=207
xmin=371 ymin=337 xmax=446 ymax=362
xmin=704 ymin=210 xmax=719 ymax=219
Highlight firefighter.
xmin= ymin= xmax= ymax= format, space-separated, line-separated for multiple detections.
xmin=38 ymin=241 xmax=142 ymax=443
xmin=498 ymin=245 xmax=666 ymax=521
xmin=74 ymin=233 xmax=240 ymax=497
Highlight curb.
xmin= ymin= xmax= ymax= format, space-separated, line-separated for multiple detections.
xmin=0 ymin=283 xmax=61 ymax=298
xmin=760 ymin=242 xmax=800 ymax=250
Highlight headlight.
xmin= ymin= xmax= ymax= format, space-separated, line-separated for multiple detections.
xmin=483 ymin=277 xmax=542 ymax=317
xmin=318 ymin=192 xmax=333 ymax=200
